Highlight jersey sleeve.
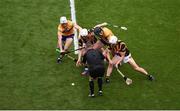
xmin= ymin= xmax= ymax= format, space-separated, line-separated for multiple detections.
xmin=58 ymin=25 xmax=63 ymax=35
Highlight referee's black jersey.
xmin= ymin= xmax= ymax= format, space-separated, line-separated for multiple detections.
xmin=83 ymin=49 xmax=105 ymax=68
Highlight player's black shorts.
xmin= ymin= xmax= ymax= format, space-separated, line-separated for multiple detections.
xmin=89 ymin=65 xmax=105 ymax=79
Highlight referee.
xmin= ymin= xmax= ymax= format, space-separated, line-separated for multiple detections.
xmin=83 ymin=48 xmax=105 ymax=97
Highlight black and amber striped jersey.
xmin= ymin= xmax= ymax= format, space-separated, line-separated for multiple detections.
xmin=78 ymin=31 xmax=97 ymax=47
xmin=110 ymin=40 xmax=130 ymax=56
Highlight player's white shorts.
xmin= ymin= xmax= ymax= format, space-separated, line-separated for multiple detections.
xmin=122 ymin=53 xmax=132 ymax=63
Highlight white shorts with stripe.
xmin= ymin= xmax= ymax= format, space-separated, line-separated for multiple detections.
xmin=122 ymin=53 xmax=132 ymax=63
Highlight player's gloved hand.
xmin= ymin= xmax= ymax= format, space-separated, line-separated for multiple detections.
xmin=61 ymin=49 xmax=65 ymax=52
xmin=115 ymin=62 xmax=122 ymax=68
xmin=76 ymin=60 xmax=81 ymax=67
xmin=115 ymin=63 xmax=119 ymax=68
xmin=60 ymin=51 xmax=70 ymax=55
xmin=60 ymin=50 xmax=65 ymax=55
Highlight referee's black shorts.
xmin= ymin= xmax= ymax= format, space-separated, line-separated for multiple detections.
xmin=89 ymin=65 xmax=105 ymax=79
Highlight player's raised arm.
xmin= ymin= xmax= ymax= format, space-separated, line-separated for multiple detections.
xmin=74 ymin=23 xmax=82 ymax=31
xmin=94 ymin=22 xmax=108 ymax=28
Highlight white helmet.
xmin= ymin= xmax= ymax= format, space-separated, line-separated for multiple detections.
xmin=109 ymin=36 xmax=118 ymax=44
xmin=60 ymin=16 xmax=67 ymax=24
xmin=80 ymin=29 xmax=88 ymax=36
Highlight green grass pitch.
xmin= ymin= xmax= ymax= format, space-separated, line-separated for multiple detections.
xmin=0 ymin=0 xmax=180 ymax=109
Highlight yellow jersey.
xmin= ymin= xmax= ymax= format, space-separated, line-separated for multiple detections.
xmin=58 ymin=20 xmax=74 ymax=36
xmin=102 ymin=27 xmax=114 ymax=40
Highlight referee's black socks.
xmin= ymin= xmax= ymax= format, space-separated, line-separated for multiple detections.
xmin=89 ymin=81 xmax=94 ymax=95
xmin=97 ymin=77 xmax=103 ymax=91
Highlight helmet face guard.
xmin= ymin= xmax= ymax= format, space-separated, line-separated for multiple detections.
xmin=81 ymin=36 xmax=87 ymax=41
xmin=60 ymin=16 xmax=67 ymax=24
xmin=93 ymin=27 xmax=103 ymax=36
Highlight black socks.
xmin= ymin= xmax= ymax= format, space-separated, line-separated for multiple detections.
xmin=89 ymin=81 xmax=94 ymax=94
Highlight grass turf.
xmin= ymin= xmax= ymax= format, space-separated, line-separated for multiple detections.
xmin=0 ymin=0 xmax=180 ymax=109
